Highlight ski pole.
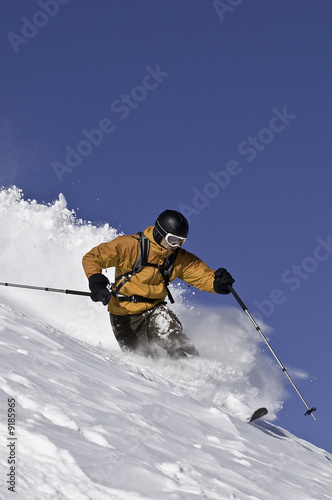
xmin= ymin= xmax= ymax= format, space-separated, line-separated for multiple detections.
xmin=228 ymin=285 xmax=317 ymax=421
xmin=0 ymin=281 xmax=91 ymax=297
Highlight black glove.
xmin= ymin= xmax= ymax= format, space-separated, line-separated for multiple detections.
xmin=88 ymin=273 xmax=111 ymax=305
xmin=213 ymin=268 xmax=235 ymax=294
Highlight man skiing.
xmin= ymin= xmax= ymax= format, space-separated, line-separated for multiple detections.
xmin=82 ymin=210 xmax=234 ymax=359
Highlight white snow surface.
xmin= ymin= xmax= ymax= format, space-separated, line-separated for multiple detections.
xmin=0 ymin=186 xmax=331 ymax=499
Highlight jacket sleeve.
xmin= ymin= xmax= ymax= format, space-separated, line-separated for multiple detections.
xmin=174 ymin=250 xmax=216 ymax=293
xmin=82 ymin=235 xmax=138 ymax=278
xmin=82 ymin=240 xmax=119 ymax=278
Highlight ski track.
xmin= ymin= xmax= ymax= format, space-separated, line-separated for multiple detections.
xmin=0 ymin=303 xmax=332 ymax=500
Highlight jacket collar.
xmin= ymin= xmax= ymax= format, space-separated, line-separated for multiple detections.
xmin=143 ymin=226 xmax=170 ymax=258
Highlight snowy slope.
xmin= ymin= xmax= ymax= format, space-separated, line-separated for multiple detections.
xmin=1 ymin=303 xmax=332 ymax=500
xmin=0 ymin=187 xmax=332 ymax=499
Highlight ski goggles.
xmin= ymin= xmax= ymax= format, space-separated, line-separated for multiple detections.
xmin=165 ymin=233 xmax=186 ymax=247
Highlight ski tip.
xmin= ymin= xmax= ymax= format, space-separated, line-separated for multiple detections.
xmin=249 ymin=407 xmax=268 ymax=423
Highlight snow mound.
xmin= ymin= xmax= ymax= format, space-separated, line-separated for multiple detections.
xmin=0 ymin=186 xmax=118 ymax=347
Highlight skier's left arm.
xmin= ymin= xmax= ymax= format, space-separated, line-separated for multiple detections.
xmin=175 ymin=251 xmax=234 ymax=294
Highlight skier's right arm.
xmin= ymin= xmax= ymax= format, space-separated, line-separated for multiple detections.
xmin=82 ymin=240 xmax=120 ymax=306
xmin=82 ymin=240 xmax=120 ymax=278
xmin=82 ymin=235 xmax=139 ymax=305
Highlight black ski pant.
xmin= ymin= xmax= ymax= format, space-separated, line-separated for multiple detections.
xmin=110 ymin=303 xmax=199 ymax=359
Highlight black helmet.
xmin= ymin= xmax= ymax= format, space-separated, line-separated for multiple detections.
xmin=153 ymin=210 xmax=189 ymax=246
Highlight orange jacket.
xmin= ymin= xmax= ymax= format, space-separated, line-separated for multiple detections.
xmin=82 ymin=226 xmax=216 ymax=315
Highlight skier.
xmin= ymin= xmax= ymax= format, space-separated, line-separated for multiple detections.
xmin=82 ymin=210 xmax=234 ymax=358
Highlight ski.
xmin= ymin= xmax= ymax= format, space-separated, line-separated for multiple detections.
xmin=248 ymin=407 xmax=268 ymax=423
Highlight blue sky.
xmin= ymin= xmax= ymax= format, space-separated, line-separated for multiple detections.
xmin=1 ymin=1 xmax=332 ymax=452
